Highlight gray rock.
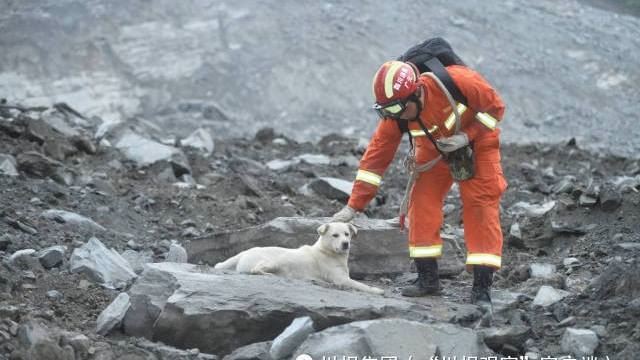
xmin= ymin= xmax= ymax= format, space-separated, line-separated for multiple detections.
xmin=61 ymin=333 xmax=91 ymax=359
xmin=16 ymin=151 xmax=65 ymax=180
xmin=295 ymin=154 xmax=331 ymax=165
xmin=492 ymin=290 xmax=528 ymax=314
xmin=615 ymin=242 xmax=640 ymax=250
xmin=307 ymin=177 xmax=353 ymax=201
xmin=47 ymin=290 xmax=63 ymax=300
xmin=69 ymin=237 xmax=137 ymax=290
xmin=38 ymin=245 xmax=66 ymax=269
xmin=10 ymin=249 xmax=43 ymax=271
xmin=223 ymin=341 xmax=272 ymax=360
xmin=294 ymin=319 xmax=493 ymax=360
xmin=0 ymin=154 xmax=18 ymax=176
xmin=560 ymin=328 xmax=599 ymax=357
xmin=482 ymin=325 xmax=532 ymax=353
xmin=115 ymin=131 xmax=183 ymax=167
xmin=600 ymin=183 xmax=622 ymax=211
xmin=269 ymin=317 xmax=315 ymax=360
xmin=121 ymin=249 xmax=153 ymax=274
xmin=532 ymin=286 xmax=571 ymax=308
xmin=96 ymin=292 xmax=131 ymax=335
xmin=508 ymin=201 xmax=556 ymax=217
xmin=0 ymin=234 xmax=11 ymax=251
xmin=188 ymin=217 xmax=463 ymax=277
xmin=579 ymin=193 xmax=598 ymax=207
xmin=529 ymin=263 xmax=557 ymax=279
xmin=42 ymin=209 xmax=106 ymax=233
xmin=166 ymin=240 xmax=188 ymax=263
xmin=136 ymin=338 xmax=217 ymax=360
xmin=9 ymin=249 xmax=37 ymax=265
xmin=266 ymin=159 xmax=297 ymax=172
xmin=122 ymin=263 xmax=452 ymax=355
xmin=563 ymin=257 xmax=580 ymax=267
xmin=181 ymin=128 xmax=214 ymax=155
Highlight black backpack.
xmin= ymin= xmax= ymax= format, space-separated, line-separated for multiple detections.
xmin=395 ymin=37 xmax=468 ymax=134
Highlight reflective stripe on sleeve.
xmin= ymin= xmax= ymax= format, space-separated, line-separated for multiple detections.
xmin=466 ymin=253 xmax=502 ymax=268
xmin=475 ymin=112 xmax=499 ymax=130
xmin=409 ymin=125 xmax=438 ymax=138
xmin=444 ymin=103 xmax=468 ymax=130
xmin=409 ymin=245 xmax=443 ymax=258
xmin=355 ymin=169 xmax=382 ymax=187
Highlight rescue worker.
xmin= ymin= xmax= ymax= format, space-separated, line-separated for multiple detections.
xmin=332 ymin=60 xmax=506 ymax=311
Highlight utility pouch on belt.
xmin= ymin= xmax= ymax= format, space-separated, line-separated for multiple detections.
xmin=444 ymin=145 xmax=474 ymax=181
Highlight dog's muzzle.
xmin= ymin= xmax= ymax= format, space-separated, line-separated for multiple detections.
xmin=341 ymin=242 xmax=350 ymax=250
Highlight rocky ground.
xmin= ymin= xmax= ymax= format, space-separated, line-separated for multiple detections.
xmin=0 ymin=101 xmax=639 ymax=359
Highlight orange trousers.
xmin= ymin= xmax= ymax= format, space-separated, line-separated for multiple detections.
xmin=407 ymin=132 xmax=507 ymax=269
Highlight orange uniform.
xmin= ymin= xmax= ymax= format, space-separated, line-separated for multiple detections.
xmin=348 ymin=65 xmax=507 ymax=269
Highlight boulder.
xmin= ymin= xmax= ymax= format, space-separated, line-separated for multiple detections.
xmin=181 ymin=128 xmax=214 ymax=155
xmin=37 ymin=245 xmax=67 ymax=269
xmin=115 ymin=131 xmax=184 ymax=167
xmin=69 ymin=237 xmax=137 ymax=290
xmin=121 ymin=249 xmax=153 ymax=274
xmin=531 ymin=285 xmax=571 ymax=308
xmin=269 ymin=317 xmax=314 ymax=360
xmin=166 ymin=240 xmax=188 ymax=263
xmin=0 ymin=154 xmax=18 ymax=176
xmin=187 ymin=217 xmax=464 ymax=277
xmin=294 ymin=319 xmax=493 ymax=360
xmin=306 ymin=177 xmax=353 ymax=201
xmin=16 ymin=151 xmax=65 ymax=181
xmin=96 ymin=293 xmax=131 ymax=335
xmin=122 ymin=262 xmax=453 ymax=356
xmin=529 ymin=263 xmax=557 ymax=279
xmin=482 ymin=325 xmax=532 ymax=353
xmin=41 ymin=209 xmax=106 ymax=233
xmin=223 ymin=341 xmax=272 ymax=360
xmin=560 ymin=328 xmax=599 ymax=358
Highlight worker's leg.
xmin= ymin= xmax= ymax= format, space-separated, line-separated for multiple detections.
xmin=402 ymin=160 xmax=453 ymax=297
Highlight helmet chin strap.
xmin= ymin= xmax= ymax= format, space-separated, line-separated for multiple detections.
xmin=406 ymin=87 xmax=423 ymax=122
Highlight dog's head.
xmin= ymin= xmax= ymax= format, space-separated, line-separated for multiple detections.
xmin=317 ymin=222 xmax=357 ymax=254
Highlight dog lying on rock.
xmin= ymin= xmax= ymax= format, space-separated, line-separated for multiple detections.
xmin=214 ymin=222 xmax=384 ymax=295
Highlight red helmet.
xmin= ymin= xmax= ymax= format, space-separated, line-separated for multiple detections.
xmin=372 ymin=61 xmax=419 ymax=106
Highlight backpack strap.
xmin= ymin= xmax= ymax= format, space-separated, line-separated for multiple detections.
xmin=424 ymin=58 xmax=468 ymax=106
xmin=395 ymin=118 xmax=414 ymax=149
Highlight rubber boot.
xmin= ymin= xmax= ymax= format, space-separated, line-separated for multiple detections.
xmin=471 ymin=265 xmax=494 ymax=327
xmin=401 ymin=258 xmax=441 ymax=297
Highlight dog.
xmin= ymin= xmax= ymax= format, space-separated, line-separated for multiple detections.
xmin=214 ymin=222 xmax=384 ymax=295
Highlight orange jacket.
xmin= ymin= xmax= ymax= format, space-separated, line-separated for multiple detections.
xmin=348 ymin=65 xmax=505 ymax=211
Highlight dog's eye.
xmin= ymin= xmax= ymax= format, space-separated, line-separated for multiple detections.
xmin=345 ymin=232 xmax=349 ymax=236
xmin=332 ymin=234 xmax=339 ymax=238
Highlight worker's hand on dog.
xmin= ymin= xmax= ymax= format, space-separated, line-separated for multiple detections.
xmin=436 ymin=132 xmax=469 ymax=153
xmin=331 ymin=205 xmax=357 ymax=223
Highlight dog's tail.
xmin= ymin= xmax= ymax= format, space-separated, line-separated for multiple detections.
xmin=214 ymin=253 xmax=242 ymax=270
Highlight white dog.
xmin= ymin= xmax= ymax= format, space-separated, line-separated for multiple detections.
xmin=214 ymin=222 xmax=384 ymax=295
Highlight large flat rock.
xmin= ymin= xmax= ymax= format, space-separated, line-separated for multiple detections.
xmin=294 ymin=318 xmax=494 ymax=360
xmin=187 ymin=217 xmax=463 ymax=277
xmin=122 ymin=263 xmax=454 ymax=356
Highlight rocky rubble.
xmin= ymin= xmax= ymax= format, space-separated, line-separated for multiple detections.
xmin=1 ymin=100 xmax=639 ymax=359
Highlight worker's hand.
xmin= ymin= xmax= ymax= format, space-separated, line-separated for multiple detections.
xmin=331 ymin=205 xmax=358 ymax=223
xmin=436 ymin=133 xmax=469 ymax=153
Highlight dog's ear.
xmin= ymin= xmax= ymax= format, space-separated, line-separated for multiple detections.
xmin=348 ymin=223 xmax=358 ymax=239
xmin=317 ymin=223 xmax=329 ymax=235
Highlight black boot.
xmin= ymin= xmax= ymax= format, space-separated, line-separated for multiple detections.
xmin=401 ymin=258 xmax=440 ymax=297
xmin=471 ymin=265 xmax=494 ymax=310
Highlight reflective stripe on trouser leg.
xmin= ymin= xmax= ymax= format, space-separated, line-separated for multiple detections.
xmin=408 ymin=161 xmax=453 ymax=258
xmin=459 ymin=157 xmax=507 ymax=269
